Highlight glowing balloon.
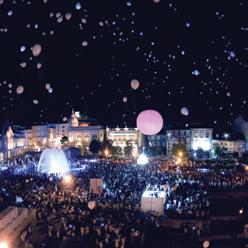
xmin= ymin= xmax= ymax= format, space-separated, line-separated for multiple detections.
xmin=63 ymin=117 xmax=67 ymax=122
xmin=33 ymin=99 xmax=39 ymax=104
xmin=88 ymin=201 xmax=96 ymax=210
xmin=203 ymin=241 xmax=210 ymax=248
xmin=180 ymin=107 xmax=189 ymax=116
xmin=65 ymin=13 xmax=72 ymax=20
xmin=122 ymin=96 xmax=128 ymax=103
xmin=136 ymin=110 xmax=163 ymax=135
xmin=48 ymin=88 xmax=53 ymax=93
xmin=82 ymin=41 xmax=88 ymax=47
xmin=131 ymin=79 xmax=139 ymax=90
xmin=37 ymin=63 xmax=42 ymax=69
xmin=45 ymin=83 xmax=51 ymax=90
xmin=75 ymin=2 xmax=82 ymax=10
xmin=16 ymin=85 xmax=24 ymax=95
xmin=32 ymin=44 xmax=42 ymax=57
xmin=81 ymin=18 xmax=87 ymax=24
xmin=20 ymin=62 xmax=27 ymax=68
xmin=20 ymin=46 xmax=26 ymax=52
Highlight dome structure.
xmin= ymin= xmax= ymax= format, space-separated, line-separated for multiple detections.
xmin=38 ymin=148 xmax=69 ymax=175
xmin=70 ymin=109 xmax=79 ymax=127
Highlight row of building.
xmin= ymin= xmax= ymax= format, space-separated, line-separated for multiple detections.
xmin=0 ymin=111 xmax=247 ymax=161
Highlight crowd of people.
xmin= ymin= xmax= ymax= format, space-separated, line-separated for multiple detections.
xmin=0 ymin=153 xmax=247 ymax=247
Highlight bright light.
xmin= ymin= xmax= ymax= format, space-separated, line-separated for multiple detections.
xmin=137 ymin=154 xmax=148 ymax=165
xmin=104 ymin=149 xmax=109 ymax=157
xmin=75 ymin=111 xmax=80 ymax=118
xmin=239 ymin=208 xmax=244 ymax=214
xmin=176 ymin=157 xmax=182 ymax=165
xmin=63 ymin=175 xmax=73 ymax=185
xmin=0 ymin=242 xmax=9 ymax=248
xmin=178 ymin=151 xmax=183 ymax=157
xmin=203 ymin=240 xmax=210 ymax=248
xmin=224 ymin=133 xmax=229 ymax=139
xmin=192 ymin=138 xmax=211 ymax=151
xmin=38 ymin=148 xmax=69 ymax=176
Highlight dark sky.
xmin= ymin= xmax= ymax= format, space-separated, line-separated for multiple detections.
xmin=0 ymin=0 xmax=247 ymax=128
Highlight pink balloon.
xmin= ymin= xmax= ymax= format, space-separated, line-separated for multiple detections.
xmin=136 ymin=110 xmax=163 ymax=135
xmin=88 ymin=201 xmax=96 ymax=210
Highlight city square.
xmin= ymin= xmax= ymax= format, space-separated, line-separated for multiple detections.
xmin=0 ymin=1 xmax=248 ymax=248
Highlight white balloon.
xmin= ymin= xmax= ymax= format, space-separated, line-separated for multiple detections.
xmin=75 ymin=2 xmax=81 ymax=10
xmin=81 ymin=18 xmax=87 ymax=24
xmin=20 ymin=62 xmax=27 ymax=68
xmin=65 ymin=13 xmax=72 ymax=20
xmin=180 ymin=107 xmax=189 ymax=116
xmin=131 ymin=79 xmax=140 ymax=90
xmin=33 ymin=99 xmax=39 ymax=104
xmin=32 ymin=44 xmax=42 ymax=57
xmin=45 ymin=83 xmax=51 ymax=90
xmin=20 ymin=46 xmax=26 ymax=52
xmin=7 ymin=10 xmax=13 ymax=16
xmin=63 ymin=117 xmax=67 ymax=122
xmin=57 ymin=17 xmax=63 ymax=23
xmin=122 ymin=97 xmax=128 ymax=103
xmin=16 ymin=85 xmax=24 ymax=95
xmin=48 ymin=88 xmax=53 ymax=93
xmin=203 ymin=241 xmax=210 ymax=248
xmin=37 ymin=63 xmax=42 ymax=69
xmin=82 ymin=41 xmax=88 ymax=47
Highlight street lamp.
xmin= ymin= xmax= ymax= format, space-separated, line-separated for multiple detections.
xmin=104 ymin=149 xmax=109 ymax=158
xmin=224 ymin=133 xmax=229 ymax=141
xmin=178 ymin=151 xmax=183 ymax=158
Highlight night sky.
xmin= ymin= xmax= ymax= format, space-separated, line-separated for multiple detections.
xmin=0 ymin=0 xmax=247 ymax=128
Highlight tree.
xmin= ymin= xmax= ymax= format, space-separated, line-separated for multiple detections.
xmin=172 ymin=143 xmax=186 ymax=157
xmin=89 ymin=140 xmax=101 ymax=155
xmin=112 ymin=146 xmax=123 ymax=157
xmin=101 ymin=139 xmax=114 ymax=156
xmin=124 ymin=141 xmax=133 ymax=157
xmin=195 ymin=148 xmax=204 ymax=159
xmin=60 ymin=136 xmax=68 ymax=145
xmin=214 ymin=144 xmax=228 ymax=159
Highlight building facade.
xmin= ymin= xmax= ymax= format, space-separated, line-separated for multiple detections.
xmin=166 ymin=128 xmax=213 ymax=158
xmin=0 ymin=126 xmax=26 ymax=161
xmin=190 ymin=128 xmax=213 ymax=157
xmin=106 ymin=127 xmax=143 ymax=151
xmin=212 ymin=139 xmax=246 ymax=156
xmin=166 ymin=129 xmax=191 ymax=157
xmin=30 ymin=110 xmax=105 ymax=152
xmin=147 ymin=134 xmax=167 ymax=147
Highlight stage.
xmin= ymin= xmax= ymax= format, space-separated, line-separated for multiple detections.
xmin=141 ymin=189 xmax=166 ymax=216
